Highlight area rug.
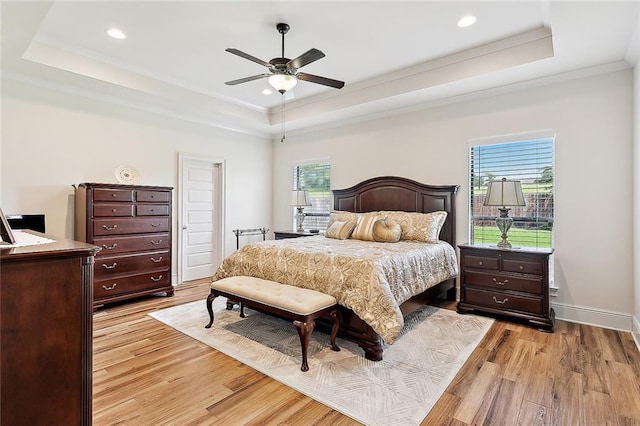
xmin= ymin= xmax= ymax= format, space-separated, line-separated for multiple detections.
xmin=149 ymin=298 xmax=493 ymax=425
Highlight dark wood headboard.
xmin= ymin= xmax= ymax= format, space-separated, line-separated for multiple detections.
xmin=332 ymin=176 xmax=459 ymax=247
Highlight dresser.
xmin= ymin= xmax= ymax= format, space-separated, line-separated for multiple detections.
xmin=457 ymin=243 xmax=555 ymax=332
xmin=1 ymin=232 xmax=99 ymax=425
xmin=75 ymin=183 xmax=174 ymax=308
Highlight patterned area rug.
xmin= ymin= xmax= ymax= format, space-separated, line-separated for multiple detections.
xmin=149 ymin=298 xmax=493 ymax=425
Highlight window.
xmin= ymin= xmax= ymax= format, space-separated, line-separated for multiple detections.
xmin=469 ymin=134 xmax=554 ymax=249
xmin=293 ymin=160 xmax=331 ymax=230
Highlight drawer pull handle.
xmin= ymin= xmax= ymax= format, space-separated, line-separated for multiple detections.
xmin=102 ymin=283 xmax=117 ymax=291
xmin=151 ymin=223 xmax=161 ymax=228
xmin=102 ymin=262 xmax=118 ymax=269
xmin=111 ymin=194 xmax=117 ymax=198
xmin=519 ymin=265 xmax=524 ymax=270
xmin=492 ymin=278 xmax=508 ymax=286
xmin=493 ymin=296 xmax=508 ymax=304
xmin=111 ymin=208 xmax=117 ymax=213
xmin=150 ymin=275 xmax=163 ymax=282
xmin=102 ymin=243 xmax=118 ymax=250
xmin=151 ymin=257 xmax=163 ymax=263
xmin=150 ymin=240 xmax=162 ymax=245
xmin=102 ymin=224 xmax=118 ymax=231
xmin=478 ymin=261 xmax=483 ymax=266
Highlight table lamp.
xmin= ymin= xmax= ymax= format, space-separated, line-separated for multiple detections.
xmin=290 ymin=189 xmax=311 ymax=232
xmin=483 ymin=178 xmax=526 ymax=248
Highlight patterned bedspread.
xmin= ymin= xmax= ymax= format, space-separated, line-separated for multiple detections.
xmin=211 ymin=235 xmax=458 ymax=344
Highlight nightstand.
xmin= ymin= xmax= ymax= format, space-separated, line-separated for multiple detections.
xmin=457 ymin=243 xmax=555 ymax=332
xmin=274 ymin=230 xmax=320 ymax=240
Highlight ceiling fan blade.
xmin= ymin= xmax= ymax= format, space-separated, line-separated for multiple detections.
xmin=287 ymin=48 xmax=325 ymax=70
xmin=225 ymin=74 xmax=271 ymax=85
xmin=297 ymin=72 xmax=345 ymax=89
xmin=226 ymin=48 xmax=272 ymax=68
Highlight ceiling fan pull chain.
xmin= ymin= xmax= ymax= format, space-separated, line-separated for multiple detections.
xmin=281 ymin=94 xmax=286 ymax=143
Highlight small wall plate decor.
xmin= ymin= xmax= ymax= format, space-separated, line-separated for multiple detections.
xmin=114 ymin=165 xmax=139 ymax=184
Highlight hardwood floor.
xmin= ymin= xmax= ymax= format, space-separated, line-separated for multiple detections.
xmin=93 ymin=280 xmax=640 ymax=425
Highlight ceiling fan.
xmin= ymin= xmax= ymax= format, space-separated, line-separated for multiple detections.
xmin=225 ymin=23 xmax=345 ymax=93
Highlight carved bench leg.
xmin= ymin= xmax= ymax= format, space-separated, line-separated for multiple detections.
xmin=329 ymin=309 xmax=341 ymax=352
xmin=205 ymin=292 xmax=217 ymax=328
xmin=293 ymin=319 xmax=315 ymax=372
xmin=240 ymin=302 xmax=246 ymax=318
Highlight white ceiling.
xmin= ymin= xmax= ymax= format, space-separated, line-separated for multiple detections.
xmin=2 ymin=1 xmax=639 ymax=137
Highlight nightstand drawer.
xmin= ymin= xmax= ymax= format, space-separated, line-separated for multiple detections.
xmin=465 ymin=288 xmax=543 ymax=315
xmin=502 ymin=258 xmax=542 ymax=275
xmin=464 ymin=255 xmax=499 ymax=270
xmin=464 ymin=270 xmax=543 ymax=294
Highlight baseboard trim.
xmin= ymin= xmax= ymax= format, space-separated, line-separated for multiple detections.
xmin=633 ymin=315 xmax=640 ymax=352
xmin=551 ymin=302 xmax=633 ymax=331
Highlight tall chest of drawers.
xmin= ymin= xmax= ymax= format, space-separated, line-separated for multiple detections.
xmin=75 ymin=183 xmax=174 ymax=308
xmin=457 ymin=243 xmax=555 ymax=332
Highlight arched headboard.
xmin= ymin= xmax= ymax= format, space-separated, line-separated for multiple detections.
xmin=332 ymin=176 xmax=459 ymax=247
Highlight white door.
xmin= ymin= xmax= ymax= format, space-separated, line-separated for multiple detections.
xmin=179 ymin=155 xmax=224 ymax=282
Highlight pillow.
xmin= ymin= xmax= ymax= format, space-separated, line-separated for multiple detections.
xmin=325 ymin=220 xmax=356 ymax=240
xmin=327 ymin=211 xmax=359 ymax=229
xmin=350 ymin=214 xmax=380 ymax=241
xmin=372 ymin=218 xmax=401 ymax=243
xmin=379 ymin=211 xmax=448 ymax=242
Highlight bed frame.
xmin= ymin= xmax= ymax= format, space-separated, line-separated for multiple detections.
xmin=328 ymin=176 xmax=459 ymax=361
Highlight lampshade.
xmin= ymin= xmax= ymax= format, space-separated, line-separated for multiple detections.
xmin=290 ymin=189 xmax=311 ymax=207
xmin=268 ymin=74 xmax=298 ymax=93
xmin=483 ymin=178 xmax=525 ymax=207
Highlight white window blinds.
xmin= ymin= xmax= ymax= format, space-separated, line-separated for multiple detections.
xmin=469 ymin=136 xmax=554 ymax=248
xmin=293 ymin=161 xmax=331 ymax=230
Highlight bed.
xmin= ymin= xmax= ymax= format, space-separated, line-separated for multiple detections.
xmin=212 ymin=176 xmax=459 ymax=361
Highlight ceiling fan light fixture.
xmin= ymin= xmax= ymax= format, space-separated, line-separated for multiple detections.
xmin=268 ymin=74 xmax=297 ymax=94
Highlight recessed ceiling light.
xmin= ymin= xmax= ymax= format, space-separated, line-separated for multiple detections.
xmin=457 ymin=15 xmax=477 ymax=28
xmin=261 ymin=88 xmax=273 ymax=95
xmin=106 ymin=28 xmax=126 ymax=40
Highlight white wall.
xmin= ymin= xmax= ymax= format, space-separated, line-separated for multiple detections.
xmin=1 ymin=79 xmax=272 ymax=284
xmin=273 ymin=69 xmax=634 ymax=330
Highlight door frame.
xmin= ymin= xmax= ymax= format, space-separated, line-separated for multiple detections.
xmin=177 ymin=152 xmax=226 ymax=285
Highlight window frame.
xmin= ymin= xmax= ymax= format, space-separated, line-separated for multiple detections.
xmin=468 ymin=131 xmax=556 ymax=250
xmin=292 ymin=158 xmax=331 ymax=231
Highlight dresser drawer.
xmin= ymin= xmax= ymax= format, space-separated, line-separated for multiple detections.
xmin=136 ymin=190 xmax=171 ymax=203
xmin=464 ymin=270 xmax=543 ymax=294
xmin=93 ymin=204 xmax=134 ymax=217
xmin=93 ymin=189 xmax=134 ymax=202
xmin=464 ymin=254 xmax=499 ymax=270
xmin=94 ymin=250 xmax=170 ymax=278
xmin=136 ymin=205 xmax=170 ymax=216
xmin=94 ymin=271 xmax=170 ymax=299
xmin=93 ymin=217 xmax=169 ymax=235
xmin=502 ymin=258 xmax=543 ymax=275
xmin=94 ymin=233 xmax=170 ymax=256
xmin=464 ymin=288 xmax=543 ymax=315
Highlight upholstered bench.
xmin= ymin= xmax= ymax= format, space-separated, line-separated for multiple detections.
xmin=205 ymin=276 xmax=341 ymax=372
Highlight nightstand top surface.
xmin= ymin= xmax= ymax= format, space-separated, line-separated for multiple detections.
xmin=458 ymin=243 xmax=554 ymax=255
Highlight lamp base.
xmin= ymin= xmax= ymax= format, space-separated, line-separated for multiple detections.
xmin=296 ymin=207 xmax=305 ymax=232
xmin=495 ymin=207 xmax=513 ymax=249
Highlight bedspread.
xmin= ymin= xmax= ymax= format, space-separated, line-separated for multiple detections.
xmin=211 ymin=236 xmax=458 ymax=343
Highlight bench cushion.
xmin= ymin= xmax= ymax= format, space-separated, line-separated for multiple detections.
xmin=211 ymin=276 xmax=337 ymax=316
